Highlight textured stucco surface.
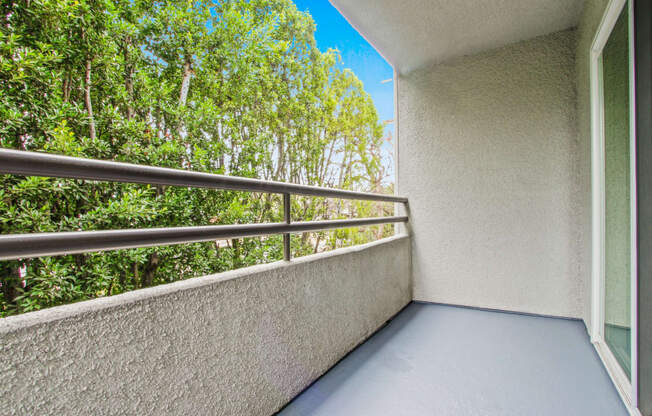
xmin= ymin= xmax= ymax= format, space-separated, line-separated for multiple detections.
xmin=398 ymin=30 xmax=585 ymax=318
xmin=0 ymin=235 xmax=410 ymax=415
xmin=329 ymin=0 xmax=584 ymax=73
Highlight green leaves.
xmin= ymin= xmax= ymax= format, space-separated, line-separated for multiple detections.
xmin=0 ymin=0 xmax=392 ymax=317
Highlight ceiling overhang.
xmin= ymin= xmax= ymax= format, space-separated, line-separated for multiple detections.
xmin=329 ymin=0 xmax=584 ymax=74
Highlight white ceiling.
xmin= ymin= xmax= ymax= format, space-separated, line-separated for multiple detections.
xmin=329 ymin=0 xmax=584 ymax=74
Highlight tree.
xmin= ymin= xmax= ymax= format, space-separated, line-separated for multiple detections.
xmin=0 ymin=0 xmax=393 ymax=317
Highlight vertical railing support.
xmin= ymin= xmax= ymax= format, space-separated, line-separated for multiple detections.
xmin=283 ymin=193 xmax=291 ymax=261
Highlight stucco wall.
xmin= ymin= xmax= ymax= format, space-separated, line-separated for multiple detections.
xmin=398 ymin=29 xmax=585 ymax=318
xmin=0 ymin=235 xmax=410 ymax=415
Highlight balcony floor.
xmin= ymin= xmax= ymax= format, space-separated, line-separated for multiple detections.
xmin=277 ymin=303 xmax=627 ymax=416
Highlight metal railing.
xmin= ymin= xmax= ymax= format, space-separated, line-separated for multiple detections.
xmin=0 ymin=149 xmax=408 ymax=261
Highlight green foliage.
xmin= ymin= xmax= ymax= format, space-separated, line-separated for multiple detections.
xmin=0 ymin=0 xmax=393 ymax=317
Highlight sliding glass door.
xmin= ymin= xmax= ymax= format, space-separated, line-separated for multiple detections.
xmin=601 ymin=3 xmax=632 ymax=380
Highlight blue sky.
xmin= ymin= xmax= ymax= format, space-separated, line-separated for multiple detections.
xmin=291 ymin=0 xmax=395 ymax=181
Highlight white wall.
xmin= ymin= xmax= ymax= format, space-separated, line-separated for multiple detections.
xmin=0 ymin=236 xmax=410 ymax=415
xmin=398 ymin=29 xmax=586 ymax=319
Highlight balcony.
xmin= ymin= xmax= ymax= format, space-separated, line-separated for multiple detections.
xmin=2 ymin=0 xmax=651 ymax=415
xmin=279 ymin=303 xmax=627 ymax=415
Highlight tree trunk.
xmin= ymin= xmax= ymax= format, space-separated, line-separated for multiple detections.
xmin=131 ymin=262 xmax=139 ymax=286
xmin=337 ymin=138 xmax=348 ymax=188
xmin=178 ymin=56 xmax=193 ymax=168
xmin=141 ymin=253 xmax=160 ymax=288
xmin=62 ymin=74 xmax=71 ymax=103
xmin=179 ymin=57 xmax=193 ymax=107
xmin=313 ymin=233 xmax=322 ymax=253
xmin=320 ymin=136 xmax=336 ymax=185
xmin=1 ymin=265 xmax=21 ymax=308
xmin=275 ymin=135 xmax=285 ymax=181
xmin=232 ymin=238 xmax=242 ymax=268
xmin=125 ymin=68 xmax=134 ymax=120
xmin=84 ymin=59 xmax=96 ymax=140
xmin=73 ymin=254 xmax=86 ymax=272
xmin=123 ymin=36 xmax=135 ymax=120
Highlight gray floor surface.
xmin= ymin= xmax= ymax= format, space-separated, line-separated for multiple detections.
xmin=277 ymin=302 xmax=628 ymax=416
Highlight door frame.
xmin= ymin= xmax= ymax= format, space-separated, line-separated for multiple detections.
xmin=589 ymin=0 xmax=639 ymax=413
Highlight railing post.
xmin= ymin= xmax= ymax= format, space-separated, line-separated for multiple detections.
xmin=283 ymin=193 xmax=291 ymax=261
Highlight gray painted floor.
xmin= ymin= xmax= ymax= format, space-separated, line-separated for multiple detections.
xmin=277 ymin=303 xmax=628 ymax=416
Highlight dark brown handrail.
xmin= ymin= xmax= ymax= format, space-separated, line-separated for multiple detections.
xmin=0 ymin=149 xmax=408 ymax=260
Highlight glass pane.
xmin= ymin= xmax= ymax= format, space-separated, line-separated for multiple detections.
xmin=602 ymin=6 xmax=631 ymax=379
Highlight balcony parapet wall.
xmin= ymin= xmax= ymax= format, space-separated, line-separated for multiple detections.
xmin=1 ymin=235 xmax=410 ymax=415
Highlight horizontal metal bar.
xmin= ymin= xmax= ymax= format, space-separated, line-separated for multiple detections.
xmin=0 ymin=216 xmax=408 ymax=260
xmin=0 ymin=149 xmax=408 ymax=203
